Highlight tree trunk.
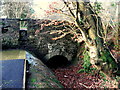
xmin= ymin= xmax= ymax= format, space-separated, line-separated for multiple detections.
xmin=76 ymin=2 xmax=119 ymax=76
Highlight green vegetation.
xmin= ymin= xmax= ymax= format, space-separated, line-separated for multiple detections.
xmin=99 ymin=72 xmax=106 ymax=78
xmin=82 ymin=51 xmax=91 ymax=72
xmin=111 ymin=3 xmax=117 ymax=7
xmin=94 ymin=2 xmax=103 ymax=14
xmin=30 ymin=78 xmax=36 ymax=83
xmin=100 ymin=50 xmax=117 ymax=69
xmin=77 ymin=51 xmax=96 ymax=73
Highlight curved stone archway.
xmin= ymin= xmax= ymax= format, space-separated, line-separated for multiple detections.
xmin=44 ymin=46 xmax=73 ymax=63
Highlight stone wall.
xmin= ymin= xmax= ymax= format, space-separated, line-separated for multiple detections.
xmin=1 ymin=19 xmax=78 ymax=64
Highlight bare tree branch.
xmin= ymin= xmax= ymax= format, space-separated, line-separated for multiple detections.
xmin=62 ymin=0 xmax=75 ymax=18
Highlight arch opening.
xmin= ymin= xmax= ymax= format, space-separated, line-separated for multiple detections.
xmin=46 ymin=55 xmax=70 ymax=69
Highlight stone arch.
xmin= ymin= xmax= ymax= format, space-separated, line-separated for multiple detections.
xmin=44 ymin=52 xmax=72 ymax=62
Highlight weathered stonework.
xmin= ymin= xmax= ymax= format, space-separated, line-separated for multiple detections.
xmin=1 ymin=19 xmax=78 ymax=64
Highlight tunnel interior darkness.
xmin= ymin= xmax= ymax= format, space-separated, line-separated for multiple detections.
xmin=46 ymin=55 xmax=70 ymax=69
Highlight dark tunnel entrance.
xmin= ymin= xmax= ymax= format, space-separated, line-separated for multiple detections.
xmin=46 ymin=55 xmax=70 ymax=69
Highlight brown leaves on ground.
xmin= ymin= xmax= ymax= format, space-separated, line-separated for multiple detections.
xmin=52 ymin=63 xmax=118 ymax=89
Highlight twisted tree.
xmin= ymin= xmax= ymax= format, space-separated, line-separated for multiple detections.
xmin=44 ymin=0 xmax=119 ymax=76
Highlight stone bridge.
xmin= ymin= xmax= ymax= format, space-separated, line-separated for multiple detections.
xmin=1 ymin=19 xmax=78 ymax=68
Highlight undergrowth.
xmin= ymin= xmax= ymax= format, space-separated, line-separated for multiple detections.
xmin=77 ymin=51 xmax=96 ymax=73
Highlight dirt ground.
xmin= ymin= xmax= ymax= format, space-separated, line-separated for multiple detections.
xmin=52 ymin=45 xmax=120 ymax=89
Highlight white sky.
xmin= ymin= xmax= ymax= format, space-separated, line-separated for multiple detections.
xmin=32 ymin=0 xmax=119 ymax=19
xmin=4 ymin=0 xmax=120 ymax=2
xmin=1 ymin=0 xmax=119 ymax=20
xmin=32 ymin=0 xmax=62 ymax=19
